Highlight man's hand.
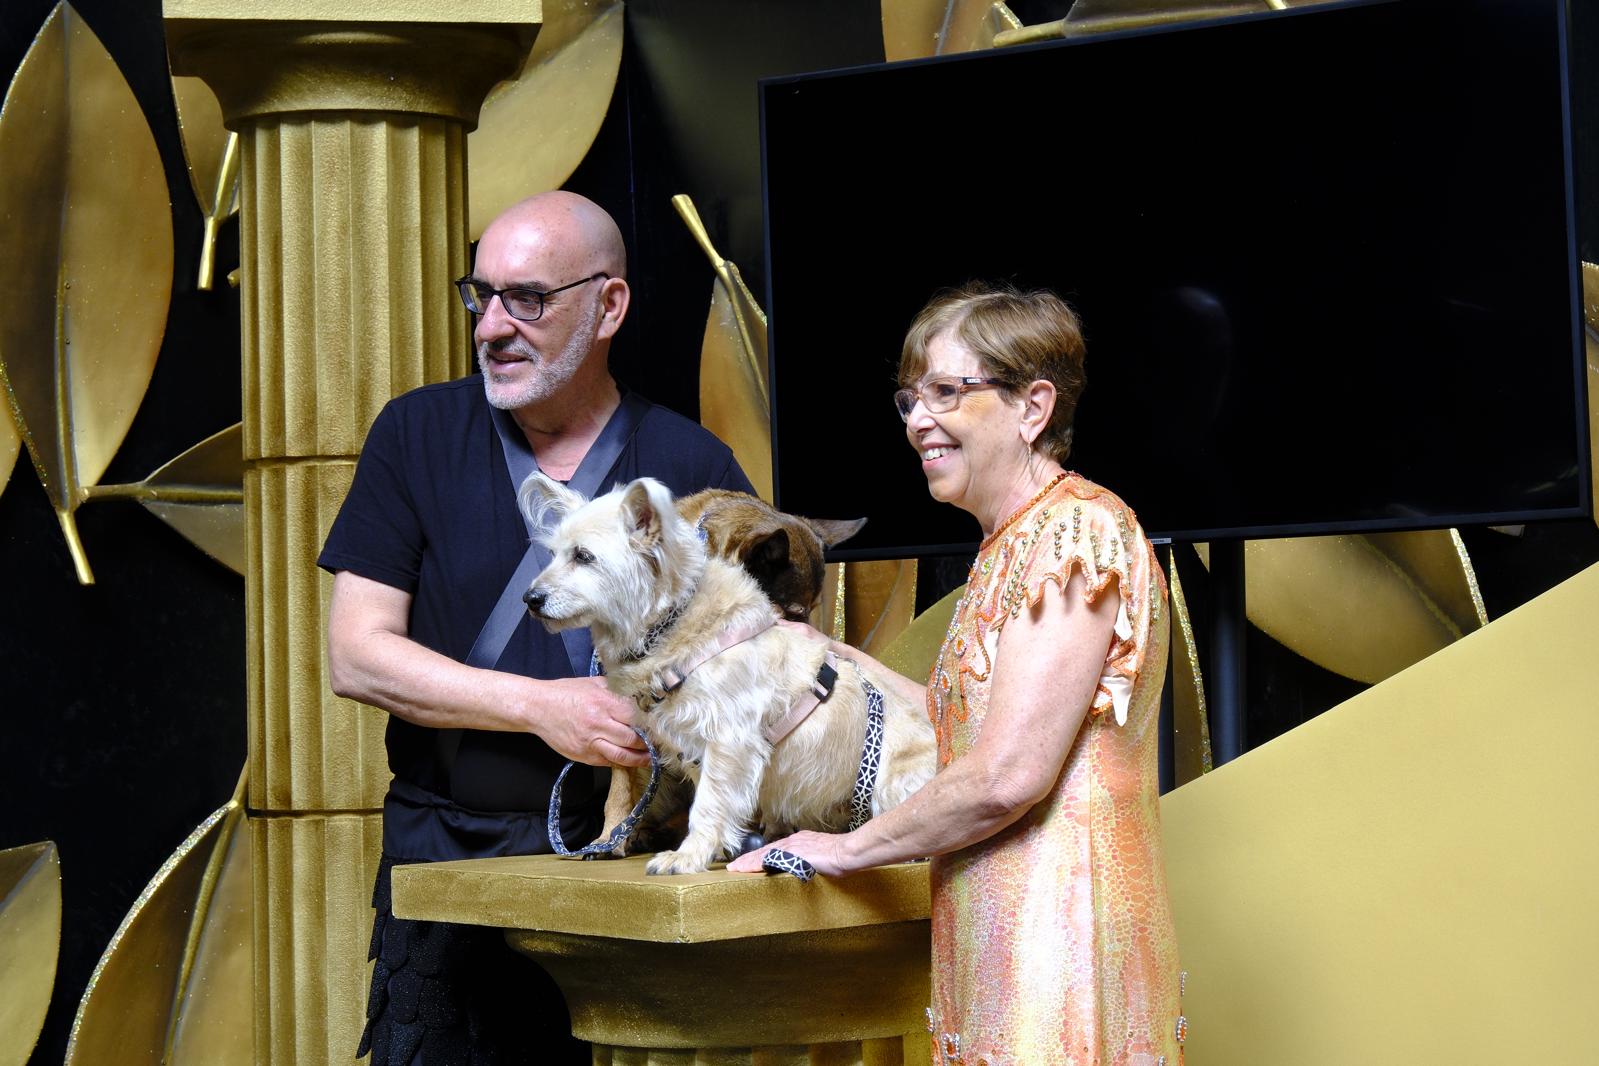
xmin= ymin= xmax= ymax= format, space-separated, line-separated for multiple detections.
xmin=531 ymin=675 xmax=650 ymax=768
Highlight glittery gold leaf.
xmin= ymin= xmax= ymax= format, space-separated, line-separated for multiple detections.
xmin=468 ymin=0 xmax=625 ymax=239
xmin=0 ymin=2 xmax=174 ymax=585
xmin=876 ymin=583 xmax=963 ymax=683
xmin=1197 ymin=532 xmax=1487 ymax=685
xmin=170 ymin=74 xmax=239 ymax=291
xmin=0 ymin=400 xmax=19 ymax=498
xmin=987 ymin=0 xmax=1341 ymax=48
xmin=675 ymin=193 xmax=772 ymax=501
xmin=85 ymin=423 xmax=245 ymax=575
xmin=1164 ymin=548 xmax=1213 ymax=784
xmin=1582 ymin=261 xmax=1597 ymax=528
xmin=881 ymin=0 xmax=1021 ymax=60
xmin=65 ymin=770 xmax=251 ymax=1066
xmin=0 ymin=841 xmax=60 ymax=1066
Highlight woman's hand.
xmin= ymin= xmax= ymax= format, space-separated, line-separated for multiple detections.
xmin=726 ymin=830 xmax=851 ymax=877
xmin=775 ymin=617 xmax=833 ymax=650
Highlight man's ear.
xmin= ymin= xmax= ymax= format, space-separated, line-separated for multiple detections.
xmin=1018 ymin=379 xmax=1057 ymax=446
xmin=519 ymin=472 xmax=587 ymax=534
xmin=596 ymin=276 xmax=631 ymax=342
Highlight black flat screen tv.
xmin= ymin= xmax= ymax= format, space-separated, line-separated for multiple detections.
xmin=760 ymin=0 xmax=1588 ymax=559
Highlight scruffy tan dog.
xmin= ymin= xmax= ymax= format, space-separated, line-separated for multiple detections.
xmin=520 ymin=474 xmax=935 ymax=875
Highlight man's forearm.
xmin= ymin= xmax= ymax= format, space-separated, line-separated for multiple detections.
xmin=329 ymin=627 xmax=538 ymax=733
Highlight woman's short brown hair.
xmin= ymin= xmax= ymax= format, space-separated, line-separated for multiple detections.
xmin=898 ymin=281 xmax=1087 ymax=463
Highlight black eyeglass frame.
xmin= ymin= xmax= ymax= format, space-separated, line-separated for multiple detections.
xmin=893 ymin=376 xmax=1009 ymax=421
xmin=453 ymin=271 xmax=611 ymax=322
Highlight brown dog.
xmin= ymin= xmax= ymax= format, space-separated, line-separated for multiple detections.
xmin=676 ymin=489 xmax=865 ymax=620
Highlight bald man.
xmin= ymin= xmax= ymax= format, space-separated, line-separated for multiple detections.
xmin=320 ymin=192 xmax=753 ymax=1065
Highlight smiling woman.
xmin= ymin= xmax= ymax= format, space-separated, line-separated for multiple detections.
xmin=732 ymin=281 xmax=1184 ymax=1065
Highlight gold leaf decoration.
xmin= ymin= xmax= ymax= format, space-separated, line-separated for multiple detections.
xmin=876 ymin=583 xmax=963 ymax=684
xmin=83 ymin=423 xmax=245 ymax=575
xmin=675 ymin=193 xmax=773 ymax=501
xmin=990 ymin=0 xmax=1339 ymax=46
xmin=0 ymin=2 xmax=174 ymax=585
xmin=0 ymin=841 xmax=61 ymax=1066
xmin=881 ymin=0 xmax=1022 ymax=60
xmin=65 ymin=770 xmax=251 ymax=1066
xmin=0 ymin=400 xmax=18 ymax=498
xmin=1165 ymin=548 xmax=1213 ymax=785
xmin=1583 ymin=261 xmax=1597 ymax=528
xmin=170 ymin=74 xmax=239 ymax=291
xmin=816 ymin=559 xmax=923 ymax=659
xmin=468 ymin=0 xmax=625 ymax=239
xmin=1197 ymin=533 xmax=1486 ymax=685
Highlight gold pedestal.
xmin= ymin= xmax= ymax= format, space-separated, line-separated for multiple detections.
xmin=163 ymin=3 xmax=539 ymax=1061
xmin=392 ymin=856 xmax=933 ymax=1065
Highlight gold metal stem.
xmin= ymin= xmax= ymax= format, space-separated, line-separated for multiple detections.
xmin=54 ymin=508 xmax=93 ymax=584
xmin=197 ymin=131 xmax=240 ymax=291
xmin=82 ymin=482 xmax=243 ymax=503
xmin=671 ymin=194 xmax=767 ymax=406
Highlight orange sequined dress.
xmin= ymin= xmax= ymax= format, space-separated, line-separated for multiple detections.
xmin=926 ymin=473 xmax=1186 ymax=1066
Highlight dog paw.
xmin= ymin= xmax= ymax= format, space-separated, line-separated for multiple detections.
xmin=645 ymin=849 xmax=711 ymax=875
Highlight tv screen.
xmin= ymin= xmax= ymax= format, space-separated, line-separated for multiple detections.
xmin=761 ymin=0 xmax=1588 ymax=559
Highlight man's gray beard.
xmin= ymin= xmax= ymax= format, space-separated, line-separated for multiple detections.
xmin=477 ymin=299 xmax=599 ymax=412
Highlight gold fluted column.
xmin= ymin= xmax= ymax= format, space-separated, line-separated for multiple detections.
xmin=164 ymin=5 xmax=539 ymax=1062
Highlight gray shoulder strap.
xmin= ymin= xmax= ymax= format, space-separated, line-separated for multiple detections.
xmin=467 ymin=390 xmax=651 ymax=675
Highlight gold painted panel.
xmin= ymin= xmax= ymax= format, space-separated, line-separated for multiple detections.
xmin=251 ymin=813 xmax=383 ymax=1066
xmin=469 ymin=0 xmax=625 ymax=239
xmin=246 ymin=461 xmax=387 ymax=811
xmin=0 ymin=2 xmax=174 ymax=584
xmin=0 ymin=841 xmax=60 ymax=1066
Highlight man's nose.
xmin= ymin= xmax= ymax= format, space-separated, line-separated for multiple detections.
xmin=474 ymin=293 xmax=517 ymax=343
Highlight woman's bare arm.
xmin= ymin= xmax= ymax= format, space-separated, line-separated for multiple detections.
xmin=731 ymin=569 xmax=1118 ymax=875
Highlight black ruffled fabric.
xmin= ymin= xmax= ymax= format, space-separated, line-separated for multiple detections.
xmin=357 ymin=855 xmax=588 ymax=1066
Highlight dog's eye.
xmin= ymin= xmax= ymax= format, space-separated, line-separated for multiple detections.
xmin=572 ymin=546 xmax=595 ymax=565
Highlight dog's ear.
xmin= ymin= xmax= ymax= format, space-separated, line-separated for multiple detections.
xmin=620 ymin=478 xmax=674 ymax=550
xmin=741 ymin=526 xmax=792 ymax=577
xmin=805 ymin=516 xmax=867 ymax=548
xmin=519 ymin=472 xmax=586 ymax=535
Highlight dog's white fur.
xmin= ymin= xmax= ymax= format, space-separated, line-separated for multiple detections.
xmin=520 ymin=474 xmax=937 ymax=875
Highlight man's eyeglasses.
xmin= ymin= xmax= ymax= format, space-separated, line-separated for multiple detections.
xmin=894 ymin=376 xmax=1008 ymax=421
xmin=454 ymin=272 xmax=610 ymax=322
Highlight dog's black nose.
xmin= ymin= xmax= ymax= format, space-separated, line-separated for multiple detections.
xmin=524 ymin=587 xmax=546 ymax=614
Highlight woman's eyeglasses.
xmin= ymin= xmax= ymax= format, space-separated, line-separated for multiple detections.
xmin=894 ymin=376 xmax=1007 ymax=421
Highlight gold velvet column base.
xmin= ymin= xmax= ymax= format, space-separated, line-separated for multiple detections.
xmin=251 ymin=813 xmax=383 ymax=1064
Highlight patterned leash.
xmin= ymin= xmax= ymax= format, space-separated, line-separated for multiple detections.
xmin=546 ymin=727 xmax=662 ymax=858
xmin=760 ymin=675 xmax=885 ymax=882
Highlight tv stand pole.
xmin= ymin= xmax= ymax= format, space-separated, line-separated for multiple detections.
xmin=1208 ymin=539 xmax=1247 ymax=765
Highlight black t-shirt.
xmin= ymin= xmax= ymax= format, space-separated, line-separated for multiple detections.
xmin=318 ymin=375 xmax=752 ymax=812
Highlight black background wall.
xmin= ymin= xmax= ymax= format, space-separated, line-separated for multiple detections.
xmin=0 ymin=2 xmax=1593 ymax=1064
